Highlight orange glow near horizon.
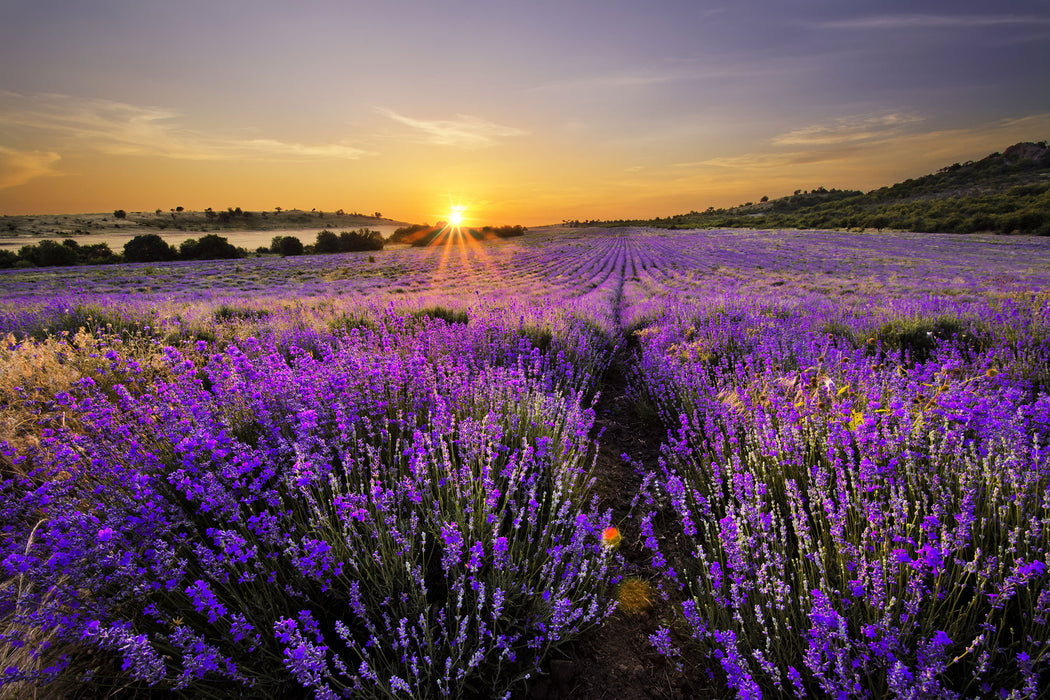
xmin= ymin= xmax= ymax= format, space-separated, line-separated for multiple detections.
xmin=2 ymin=115 xmax=1049 ymax=227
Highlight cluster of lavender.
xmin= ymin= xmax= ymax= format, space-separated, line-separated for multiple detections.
xmin=631 ymin=295 xmax=1050 ymax=697
xmin=1 ymin=310 xmax=619 ymax=697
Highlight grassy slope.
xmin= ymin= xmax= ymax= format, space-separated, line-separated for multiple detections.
xmin=590 ymin=141 xmax=1050 ymax=235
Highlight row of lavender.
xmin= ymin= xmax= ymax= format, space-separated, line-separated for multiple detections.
xmin=626 ymin=286 xmax=1050 ymax=694
xmin=1 ymin=304 xmax=619 ymax=698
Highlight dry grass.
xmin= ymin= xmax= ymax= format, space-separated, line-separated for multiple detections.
xmin=1 ymin=327 xmax=218 ymax=484
xmin=0 ymin=333 xmax=107 ymax=699
xmin=1 ymin=519 xmax=64 ymax=700
xmin=616 ymin=577 xmax=654 ymax=616
xmin=1 ymin=330 xmax=104 ymax=465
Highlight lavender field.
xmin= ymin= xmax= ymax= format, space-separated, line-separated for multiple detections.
xmin=2 ymin=228 xmax=1049 ymax=698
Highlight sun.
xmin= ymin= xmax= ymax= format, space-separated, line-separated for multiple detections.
xmin=448 ymin=206 xmax=466 ymax=227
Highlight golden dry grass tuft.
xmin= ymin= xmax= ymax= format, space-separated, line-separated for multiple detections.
xmin=616 ymin=577 xmax=654 ymax=616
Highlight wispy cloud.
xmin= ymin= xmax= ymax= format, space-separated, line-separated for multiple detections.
xmin=688 ymin=148 xmax=864 ymax=171
xmin=377 ymin=108 xmax=526 ymax=148
xmin=771 ymin=113 xmax=924 ymax=147
xmin=233 ymin=138 xmax=370 ymax=159
xmin=676 ymin=113 xmax=924 ymax=171
xmin=531 ymin=62 xmax=782 ymax=93
xmin=0 ymin=145 xmax=61 ymax=189
xmin=0 ymin=92 xmax=371 ymax=161
xmin=815 ymin=14 xmax=1050 ymax=30
xmin=533 ymin=71 xmax=680 ymax=91
xmin=673 ymin=112 xmax=1050 ymax=179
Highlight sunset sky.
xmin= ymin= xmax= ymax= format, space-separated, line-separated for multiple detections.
xmin=2 ymin=0 xmax=1049 ymax=225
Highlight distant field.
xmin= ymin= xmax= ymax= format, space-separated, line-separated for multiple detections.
xmin=2 ymin=228 xmax=1048 ymax=698
xmin=2 ymin=227 xmax=1047 ymax=310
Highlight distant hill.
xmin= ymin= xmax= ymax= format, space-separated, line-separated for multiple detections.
xmin=587 ymin=141 xmax=1050 ymax=235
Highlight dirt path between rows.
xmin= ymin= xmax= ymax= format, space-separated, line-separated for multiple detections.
xmin=526 ymin=344 xmax=712 ymax=699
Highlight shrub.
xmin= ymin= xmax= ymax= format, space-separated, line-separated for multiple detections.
xmin=277 ymin=236 xmax=304 ymax=257
xmin=0 ymin=248 xmax=21 ymax=269
xmin=124 ymin=234 xmax=176 ymax=263
xmin=314 ymin=229 xmax=341 ymax=254
xmin=17 ymin=239 xmax=78 ymax=267
xmin=337 ymin=229 xmax=384 ymax=252
xmin=78 ymin=242 xmax=117 ymax=265
xmin=388 ymin=224 xmax=435 ymax=245
xmin=181 ymin=234 xmax=241 ymax=260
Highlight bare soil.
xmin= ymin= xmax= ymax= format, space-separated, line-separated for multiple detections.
xmin=526 ymin=353 xmax=714 ymax=700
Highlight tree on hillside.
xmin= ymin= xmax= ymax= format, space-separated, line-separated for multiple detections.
xmin=113 ymin=209 xmax=127 ymax=219
xmin=124 ymin=234 xmax=176 ymax=263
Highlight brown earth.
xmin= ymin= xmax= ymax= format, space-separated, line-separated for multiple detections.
xmin=526 ymin=353 xmax=714 ymax=700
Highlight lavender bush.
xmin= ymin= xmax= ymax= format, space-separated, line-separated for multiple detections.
xmin=632 ymin=300 xmax=1050 ymax=697
xmin=1 ymin=311 xmax=618 ymax=697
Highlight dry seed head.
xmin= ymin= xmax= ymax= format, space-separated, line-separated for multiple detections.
xmin=616 ymin=577 xmax=653 ymax=615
